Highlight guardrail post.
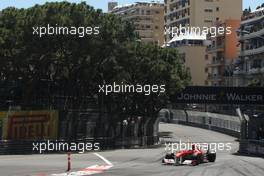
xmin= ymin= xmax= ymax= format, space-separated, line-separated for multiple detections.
xmin=67 ymin=152 xmax=71 ymax=172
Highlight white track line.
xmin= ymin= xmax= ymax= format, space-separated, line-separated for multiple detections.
xmin=94 ymin=153 xmax=113 ymax=166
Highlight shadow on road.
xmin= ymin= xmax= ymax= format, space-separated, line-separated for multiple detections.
xmin=158 ymin=131 xmax=173 ymax=138
xmin=232 ymin=152 xmax=264 ymax=158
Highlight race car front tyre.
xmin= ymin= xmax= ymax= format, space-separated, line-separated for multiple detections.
xmin=207 ymin=153 xmax=216 ymax=162
xmin=174 ymin=157 xmax=181 ymax=166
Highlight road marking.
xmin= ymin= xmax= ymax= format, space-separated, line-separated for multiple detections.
xmin=50 ymin=153 xmax=113 ymax=176
xmin=51 ymin=165 xmax=112 ymax=176
xmin=93 ymin=153 xmax=113 ymax=166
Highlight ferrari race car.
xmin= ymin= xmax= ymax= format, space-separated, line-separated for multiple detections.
xmin=162 ymin=144 xmax=216 ymax=166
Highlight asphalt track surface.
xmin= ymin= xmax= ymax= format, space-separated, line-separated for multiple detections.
xmin=0 ymin=123 xmax=264 ymax=176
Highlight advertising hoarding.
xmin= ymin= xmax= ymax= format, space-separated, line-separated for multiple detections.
xmin=0 ymin=110 xmax=58 ymax=140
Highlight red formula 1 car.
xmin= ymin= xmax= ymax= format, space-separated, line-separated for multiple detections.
xmin=162 ymin=144 xmax=216 ymax=166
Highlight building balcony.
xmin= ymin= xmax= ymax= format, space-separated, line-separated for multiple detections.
xmin=208 ymin=73 xmax=223 ymax=79
xmin=247 ymin=68 xmax=264 ymax=75
xmin=241 ymin=15 xmax=264 ymax=25
xmin=206 ymin=58 xmax=225 ymax=67
xmin=240 ymin=28 xmax=264 ymax=41
xmin=135 ymin=29 xmax=154 ymax=33
xmin=233 ymin=70 xmax=246 ymax=75
xmin=207 ymin=44 xmax=224 ymax=53
xmin=124 ymin=14 xmax=154 ymax=19
xmin=207 ymin=74 xmax=223 ymax=81
xmin=134 ymin=20 xmax=154 ymax=25
xmin=233 ymin=67 xmax=264 ymax=75
xmin=240 ymin=45 xmax=264 ymax=57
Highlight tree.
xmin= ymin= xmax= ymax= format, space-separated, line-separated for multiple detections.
xmin=0 ymin=2 xmax=136 ymax=106
xmin=103 ymin=42 xmax=190 ymax=118
xmin=0 ymin=2 xmax=190 ymax=136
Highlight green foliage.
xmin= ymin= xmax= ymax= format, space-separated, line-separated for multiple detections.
xmin=248 ymin=79 xmax=261 ymax=87
xmin=0 ymin=2 xmax=190 ymax=117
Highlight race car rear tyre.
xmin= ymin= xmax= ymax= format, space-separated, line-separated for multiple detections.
xmin=207 ymin=153 xmax=216 ymax=162
xmin=196 ymin=154 xmax=203 ymax=164
xmin=191 ymin=160 xmax=198 ymax=166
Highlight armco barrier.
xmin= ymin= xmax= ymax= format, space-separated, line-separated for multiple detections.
xmin=239 ymin=140 xmax=264 ymax=156
xmin=160 ymin=109 xmax=241 ymax=138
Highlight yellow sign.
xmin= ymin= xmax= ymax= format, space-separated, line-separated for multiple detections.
xmin=0 ymin=110 xmax=58 ymax=140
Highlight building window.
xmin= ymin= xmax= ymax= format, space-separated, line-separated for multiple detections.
xmin=204 ymin=20 xmax=213 ymax=23
xmin=146 ymin=10 xmax=151 ymax=15
xmin=204 ymin=9 xmax=213 ymax=12
xmin=216 ymin=7 xmax=219 ymax=11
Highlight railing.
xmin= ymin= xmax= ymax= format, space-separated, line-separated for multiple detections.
xmin=233 ymin=70 xmax=246 ymax=75
xmin=207 ymin=59 xmax=225 ymax=67
xmin=248 ymin=68 xmax=262 ymax=75
xmin=240 ymin=45 xmax=264 ymax=56
xmin=240 ymin=28 xmax=264 ymax=41
xmin=160 ymin=109 xmax=241 ymax=137
xmin=207 ymin=74 xmax=223 ymax=80
xmin=239 ymin=139 xmax=264 ymax=156
xmin=233 ymin=68 xmax=264 ymax=75
xmin=159 ymin=109 xmax=264 ymax=156
xmin=207 ymin=44 xmax=224 ymax=52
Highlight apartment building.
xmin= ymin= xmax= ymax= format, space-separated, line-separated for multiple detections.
xmin=165 ymin=0 xmax=242 ymax=86
xmin=233 ymin=8 xmax=264 ymax=86
xmin=206 ymin=20 xmax=241 ymax=86
xmin=110 ymin=2 xmax=164 ymax=45
xmin=168 ymin=34 xmax=207 ymax=85
xmin=165 ymin=0 xmax=242 ymax=40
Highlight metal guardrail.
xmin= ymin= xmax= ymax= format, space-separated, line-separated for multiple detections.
xmin=160 ymin=109 xmax=264 ymax=157
xmin=159 ymin=109 xmax=241 ymax=137
xmin=239 ymin=139 xmax=264 ymax=156
xmin=187 ymin=110 xmax=241 ymax=132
